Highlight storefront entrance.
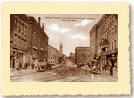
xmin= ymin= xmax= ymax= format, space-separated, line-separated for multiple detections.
xmin=10 ymin=57 xmax=15 ymax=69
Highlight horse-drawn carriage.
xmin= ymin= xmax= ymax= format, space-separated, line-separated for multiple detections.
xmin=36 ymin=59 xmax=52 ymax=71
xmin=90 ymin=60 xmax=101 ymax=74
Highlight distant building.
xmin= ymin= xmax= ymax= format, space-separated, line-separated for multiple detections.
xmin=89 ymin=14 xmax=118 ymax=67
xmin=69 ymin=52 xmax=75 ymax=63
xmin=48 ymin=45 xmax=59 ymax=65
xmin=62 ymin=54 xmax=66 ymax=60
xmin=10 ymin=14 xmax=28 ymax=69
xmin=27 ymin=16 xmax=49 ymax=66
xmin=75 ymin=47 xmax=90 ymax=65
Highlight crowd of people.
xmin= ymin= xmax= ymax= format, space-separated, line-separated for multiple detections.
xmin=15 ymin=57 xmax=117 ymax=76
xmin=16 ymin=59 xmax=51 ymax=72
xmin=76 ymin=59 xmax=117 ymax=76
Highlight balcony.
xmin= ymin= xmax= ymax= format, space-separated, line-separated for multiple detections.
xmin=99 ymin=38 xmax=109 ymax=48
xmin=106 ymin=48 xmax=118 ymax=55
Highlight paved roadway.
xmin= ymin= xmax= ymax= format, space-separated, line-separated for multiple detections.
xmin=10 ymin=60 xmax=117 ymax=82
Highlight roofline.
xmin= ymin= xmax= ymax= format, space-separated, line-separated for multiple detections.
xmin=89 ymin=14 xmax=106 ymax=34
xmin=27 ymin=16 xmax=49 ymax=39
xmin=48 ymin=44 xmax=58 ymax=51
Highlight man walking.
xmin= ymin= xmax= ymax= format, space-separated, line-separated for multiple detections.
xmin=108 ymin=59 xmax=113 ymax=76
xmin=85 ymin=63 xmax=89 ymax=75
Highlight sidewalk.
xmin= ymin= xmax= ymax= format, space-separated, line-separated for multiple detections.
xmin=10 ymin=68 xmax=37 ymax=77
xmin=80 ymin=67 xmax=118 ymax=79
xmin=102 ymin=70 xmax=118 ymax=79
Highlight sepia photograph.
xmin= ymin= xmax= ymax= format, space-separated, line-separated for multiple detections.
xmin=10 ymin=14 xmax=118 ymax=82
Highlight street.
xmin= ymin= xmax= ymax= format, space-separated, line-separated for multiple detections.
xmin=11 ymin=59 xmax=117 ymax=82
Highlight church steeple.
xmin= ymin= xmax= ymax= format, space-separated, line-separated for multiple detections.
xmin=59 ymin=42 xmax=63 ymax=56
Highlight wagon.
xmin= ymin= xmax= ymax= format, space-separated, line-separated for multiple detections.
xmin=90 ymin=60 xmax=101 ymax=74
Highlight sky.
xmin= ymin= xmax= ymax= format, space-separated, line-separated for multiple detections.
xmin=28 ymin=14 xmax=103 ymax=56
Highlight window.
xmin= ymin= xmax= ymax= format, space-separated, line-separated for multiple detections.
xmin=17 ymin=36 xmax=19 ymax=47
xmin=111 ymin=42 xmax=112 ymax=50
xmin=14 ymin=35 xmax=16 ymax=45
xmin=105 ymin=32 xmax=107 ymax=39
xmin=115 ymin=25 xmax=118 ymax=34
xmin=14 ymin=19 xmax=17 ymax=30
xmin=113 ymin=41 xmax=115 ymax=49
xmin=115 ymin=40 xmax=116 ymax=49
xmin=112 ymin=41 xmax=114 ymax=50
xmin=18 ymin=22 xmax=21 ymax=33
xmin=112 ymin=31 xmax=114 ymax=36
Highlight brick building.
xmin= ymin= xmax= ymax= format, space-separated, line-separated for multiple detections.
xmin=89 ymin=24 xmax=97 ymax=61
xmin=75 ymin=47 xmax=90 ymax=65
xmin=10 ymin=14 xmax=28 ymax=69
xmin=27 ymin=16 xmax=49 ymax=66
xmin=10 ymin=14 xmax=49 ymax=69
xmin=89 ymin=14 xmax=118 ymax=67
xmin=48 ymin=45 xmax=59 ymax=65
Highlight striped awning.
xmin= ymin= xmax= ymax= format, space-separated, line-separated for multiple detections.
xmin=33 ymin=46 xmax=38 ymax=50
xmin=40 ymin=48 xmax=44 ymax=51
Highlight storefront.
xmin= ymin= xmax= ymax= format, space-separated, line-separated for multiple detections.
xmin=10 ymin=48 xmax=27 ymax=70
xmin=10 ymin=48 xmax=17 ymax=70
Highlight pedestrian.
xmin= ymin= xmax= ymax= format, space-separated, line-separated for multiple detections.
xmin=108 ymin=59 xmax=113 ymax=76
xmin=18 ymin=62 xmax=22 ymax=70
xmin=114 ymin=60 xmax=117 ymax=71
xmin=99 ymin=62 xmax=103 ymax=75
xmin=37 ymin=60 xmax=41 ymax=71
xmin=23 ymin=63 xmax=27 ymax=70
xmin=34 ymin=59 xmax=38 ymax=70
xmin=85 ymin=63 xmax=89 ymax=75
xmin=44 ymin=59 xmax=47 ymax=70
xmin=31 ymin=63 xmax=34 ymax=69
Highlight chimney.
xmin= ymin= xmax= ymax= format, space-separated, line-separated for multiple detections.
xmin=38 ymin=17 xmax=41 ymax=26
xmin=42 ymin=23 xmax=44 ymax=31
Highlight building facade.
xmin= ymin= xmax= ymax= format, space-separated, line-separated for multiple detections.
xmin=48 ymin=45 xmax=59 ymax=65
xmin=10 ymin=14 xmax=28 ymax=69
xmin=89 ymin=14 xmax=118 ymax=68
xmin=75 ymin=47 xmax=90 ymax=65
xmin=10 ymin=14 xmax=49 ymax=69
xmin=27 ymin=16 xmax=49 ymax=66
xmin=89 ymin=24 xmax=97 ymax=61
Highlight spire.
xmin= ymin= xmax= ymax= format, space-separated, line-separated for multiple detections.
xmin=59 ymin=42 xmax=63 ymax=56
xmin=60 ymin=42 xmax=63 ymax=48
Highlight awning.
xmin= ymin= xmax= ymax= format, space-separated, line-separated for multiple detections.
xmin=33 ymin=46 xmax=38 ymax=50
xmin=10 ymin=54 xmax=15 ymax=57
xmin=91 ymin=60 xmax=98 ymax=62
xmin=40 ymin=48 xmax=44 ymax=51
xmin=17 ymin=50 xmax=26 ymax=54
